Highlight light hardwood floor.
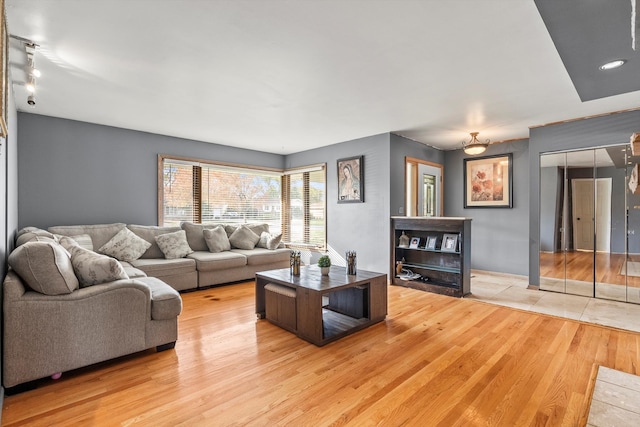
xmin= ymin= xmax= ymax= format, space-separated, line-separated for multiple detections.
xmin=3 ymin=280 xmax=640 ymax=426
xmin=540 ymin=251 xmax=640 ymax=287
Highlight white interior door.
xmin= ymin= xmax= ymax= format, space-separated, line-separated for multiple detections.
xmin=572 ymin=179 xmax=595 ymax=250
xmin=572 ymin=178 xmax=611 ymax=252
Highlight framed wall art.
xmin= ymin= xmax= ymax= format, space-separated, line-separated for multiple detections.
xmin=337 ymin=155 xmax=364 ymax=203
xmin=464 ymin=153 xmax=513 ymax=208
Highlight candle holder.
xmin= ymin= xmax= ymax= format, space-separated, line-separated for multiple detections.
xmin=346 ymin=250 xmax=357 ymax=275
xmin=290 ymin=250 xmax=301 ymax=276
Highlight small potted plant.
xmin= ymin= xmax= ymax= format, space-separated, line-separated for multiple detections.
xmin=318 ymin=255 xmax=331 ymax=275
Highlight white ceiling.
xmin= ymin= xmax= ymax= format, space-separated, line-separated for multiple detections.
xmin=5 ymin=0 xmax=640 ymax=154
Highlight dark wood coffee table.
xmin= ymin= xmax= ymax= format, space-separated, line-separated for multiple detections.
xmin=256 ymin=266 xmax=387 ymax=346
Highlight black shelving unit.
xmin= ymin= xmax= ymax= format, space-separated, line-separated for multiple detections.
xmin=391 ymin=217 xmax=471 ymax=297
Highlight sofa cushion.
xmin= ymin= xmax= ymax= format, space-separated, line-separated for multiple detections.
xmin=155 ymin=230 xmax=193 ymax=259
xmin=127 ymin=224 xmax=182 ymax=259
xmin=8 ymin=241 xmax=79 ymax=295
xmin=61 ymin=234 xmax=94 ymax=251
xmin=187 ymin=251 xmax=247 ymax=271
xmin=257 ymin=231 xmax=283 ymax=250
xmin=230 ymin=247 xmax=291 ymax=266
xmin=129 ymin=257 xmax=196 ymax=276
xmin=203 ymin=226 xmax=231 ymax=253
xmin=135 ymin=277 xmax=182 ymax=320
xmin=98 ymin=227 xmax=151 ymax=262
xmin=48 ymin=223 xmax=126 ymax=250
xmin=228 ymin=225 xmax=260 ymax=250
xmin=68 ymin=245 xmax=129 ymax=287
xmin=119 ymin=261 xmax=148 ymax=279
xmin=180 ymin=222 xmax=221 ymax=252
xmin=224 ymin=223 xmax=270 ymax=238
xmin=15 ymin=228 xmax=57 ymax=247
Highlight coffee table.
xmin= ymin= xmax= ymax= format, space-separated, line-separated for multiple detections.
xmin=256 ymin=266 xmax=387 ymax=346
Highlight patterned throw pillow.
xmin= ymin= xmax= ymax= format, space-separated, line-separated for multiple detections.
xmin=257 ymin=232 xmax=283 ymax=250
xmin=203 ymin=226 xmax=231 ymax=253
xmin=155 ymin=230 xmax=194 ymax=259
xmin=228 ymin=225 xmax=260 ymax=250
xmin=98 ymin=227 xmax=151 ymax=262
xmin=68 ymin=245 xmax=129 ymax=288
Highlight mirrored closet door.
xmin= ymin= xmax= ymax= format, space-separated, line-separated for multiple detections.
xmin=539 ymin=144 xmax=639 ymax=302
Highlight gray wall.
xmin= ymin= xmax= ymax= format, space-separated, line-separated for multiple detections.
xmin=540 ymin=167 xmax=560 ymax=252
xmin=286 ymin=133 xmax=391 ymax=274
xmin=529 ymin=109 xmax=640 ymax=285
xmin=444 ymin=140 xmax=530 ymax=276
xmin=17 ymin=114 xmax=285 ymax=229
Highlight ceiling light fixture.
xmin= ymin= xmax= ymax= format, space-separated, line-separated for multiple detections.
xmin=599 ymin=59 xmax=626 ymax=70
xmin=462 ymin=132 xmax=490 ymax=155
xmin=10 ymin=35 xmax=41 ymax=107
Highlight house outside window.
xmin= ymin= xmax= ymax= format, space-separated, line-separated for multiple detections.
xmin=159 ymin=155 xmax=326 ymax=250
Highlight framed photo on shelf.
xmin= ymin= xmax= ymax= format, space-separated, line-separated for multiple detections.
xmin=426 ymin=236 xmax=437 ymax=250
xmin=337 ymin=155 xmax=364 ymax=203
xmin=464 ymin=153 xmax=513 ymax=208
xmin=408 ymin=237 xmax=420 ymax=249
xmin=441 ymin=233 xmax=458 ymax=253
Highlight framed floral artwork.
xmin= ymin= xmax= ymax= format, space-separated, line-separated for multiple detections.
xmin=464 ymin=153 xmax=513 ymax=208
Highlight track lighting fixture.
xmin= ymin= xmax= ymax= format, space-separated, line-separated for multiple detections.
xmin=10 ymin=35 xmax=41 ymax=107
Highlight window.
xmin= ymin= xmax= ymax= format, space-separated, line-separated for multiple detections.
xmin=282 ymin=167 xmax=326 ymax=249
xmin=159 ymin=156 xmax=326 ymax=249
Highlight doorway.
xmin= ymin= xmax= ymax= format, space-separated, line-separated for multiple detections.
xmin=571 ymin=178 xmax=611 ymax=252
xmin=405 ymin=157 xmax=443 ymax=217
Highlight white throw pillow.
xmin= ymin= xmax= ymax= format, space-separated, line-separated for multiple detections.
xmin=203 ymin=226 xmax=231 ymax=253
xmin=68 ymin=245 xmax=128 ymax=287
xmin=229 ymin=225 xmax=260 ymax=250
xmin=155 ymin=230 xmax=194 ymax=259
xmin=258 ymin=231 xmax=283 ymax=250
xmin=98 ymin=227 xmax=151 ymax=262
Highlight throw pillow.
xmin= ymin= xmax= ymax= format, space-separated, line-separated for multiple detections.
xmin=8 ymin=241 xmax=79 ymax=295
xmin=224 ymin=223 xmax=269 ymax=238
xmin=228 ymin=225 xmax=260 ymax=250
xmin=98 ymin=227 xmax=151 ymax=262
xmin=68 ymin=245 xmax=129 ymax=287
xmin=155 ymin=230 xmax=194 ymax=259
xmin=180 ymin=222 xmax=220 ymax=252
xmin=258 ymin=231 xmax=283 ymax=250
xmin=63 ymin=234 xmax=94 ymax=251
xmin=203 ymin=226 xmax=231 ymax=253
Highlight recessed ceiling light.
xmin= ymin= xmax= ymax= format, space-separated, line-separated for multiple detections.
xmin=599 ymin=59 xmax=626 ymax=70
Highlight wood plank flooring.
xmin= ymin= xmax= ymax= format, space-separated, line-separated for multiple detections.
xmin=3 ymin=280 xmax=640 ymax=426
xmin=540 ymin=251 xmax=640 ymax=287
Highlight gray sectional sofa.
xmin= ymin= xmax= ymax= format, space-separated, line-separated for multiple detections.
xmin=3 ymin=221 xmax=289 ymax=389
xmin=46 ymin=222 xmax=291 ymax=291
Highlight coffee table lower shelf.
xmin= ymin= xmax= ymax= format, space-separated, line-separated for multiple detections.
xmin=322 ymin=307 xmax=369 ymax=340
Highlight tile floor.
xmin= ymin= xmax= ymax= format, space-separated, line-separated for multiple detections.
xmin=587 ymin=367 xmax=640 ymax=426
xmin=466 ymin=270 xmax=640 ymax=333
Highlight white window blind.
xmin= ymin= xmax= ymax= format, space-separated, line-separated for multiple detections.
xmin=160 ymin=156 xmax=325 ymax=249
